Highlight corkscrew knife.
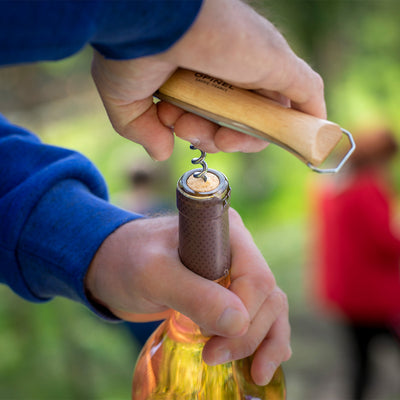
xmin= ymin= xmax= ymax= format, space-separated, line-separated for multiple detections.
xmin=154 ymin=69 xmax=355 ymax=173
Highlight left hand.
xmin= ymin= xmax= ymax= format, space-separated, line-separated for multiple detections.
xmin=85 ymin=209 xmax=291 ymax=386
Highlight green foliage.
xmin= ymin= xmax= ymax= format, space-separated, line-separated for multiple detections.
xmin=0 ymin=286 xmax=136 ymax=399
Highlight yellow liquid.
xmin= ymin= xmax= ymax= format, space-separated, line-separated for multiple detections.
xmin=132 ymin=312 xmax=286 ymax=400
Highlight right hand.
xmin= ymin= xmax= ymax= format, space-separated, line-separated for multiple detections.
xmin=92 ymin=0 xmax=326 ymax=161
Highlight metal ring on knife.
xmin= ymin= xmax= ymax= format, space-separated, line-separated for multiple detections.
xmin=307 ymin=128 xmax=356 ymax=174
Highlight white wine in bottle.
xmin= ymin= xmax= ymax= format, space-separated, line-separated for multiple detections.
xmin=132 ymin=168 xmax=286 ymax=400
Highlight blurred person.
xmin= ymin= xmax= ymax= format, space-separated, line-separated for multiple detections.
xmin=310 ymin=129 xmax=400 ymax=399
xmin=0 ymin=0 xmax=328 ymax=384
xmin=122 ymin=162 xmax=174 ymax=217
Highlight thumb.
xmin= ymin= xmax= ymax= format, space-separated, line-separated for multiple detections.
xmin=157 ymin=265 xmax=250 ymax=338
xmin=113 ymin=100 xmax=175 ymax=161
xmin=111 ymin=265 xmax=250 ymax=338
xmin=99 ymin=96 xmax=175 ymax=161
xmin=91 ymin=51 xmax=176 ymax=161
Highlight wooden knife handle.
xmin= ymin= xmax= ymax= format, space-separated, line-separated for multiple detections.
xmin=158 ymin=69 xmax=342 ymax=167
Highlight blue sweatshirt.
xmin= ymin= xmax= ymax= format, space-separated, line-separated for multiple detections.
xmin=0 ymin=0 xmax=202 ymax=320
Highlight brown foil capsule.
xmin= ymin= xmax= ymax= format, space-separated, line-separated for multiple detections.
xmin=177 ymin=169 xmax=231 ymax=281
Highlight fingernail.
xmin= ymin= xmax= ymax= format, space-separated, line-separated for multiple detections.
xmin=260 ymin=362 xmax=278 ymax=386
xmin=190 ymin=138 xmax=200 ymax=147
xmin=207 ymin=347 xmax=231 ymax=366
xmin=216 ymin=308 xmax=248 ymax=336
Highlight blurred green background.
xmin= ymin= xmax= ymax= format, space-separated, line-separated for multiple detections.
xmin=1 ymin=1 xmax=400 ymax=399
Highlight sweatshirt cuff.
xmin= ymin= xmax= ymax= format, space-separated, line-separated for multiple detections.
xmin=17 ymin=179 xmax=141 ymax=321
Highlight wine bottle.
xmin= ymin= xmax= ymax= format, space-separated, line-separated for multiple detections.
xmin=132 ymin=168 xmax=286 ymax=399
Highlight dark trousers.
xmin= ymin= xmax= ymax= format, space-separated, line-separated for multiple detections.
xmin=345 ymin=322 xmax=400 ymax=400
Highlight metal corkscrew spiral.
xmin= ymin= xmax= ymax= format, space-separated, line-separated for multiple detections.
xmin=190 ymin=144 xmax=208 ymax=181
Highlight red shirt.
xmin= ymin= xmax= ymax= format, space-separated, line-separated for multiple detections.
xmin=313 ymin=170 xmax=400 ymax=323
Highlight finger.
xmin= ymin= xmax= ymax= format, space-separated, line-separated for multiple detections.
xmin=169 ymin=110 xmax=269 ymax=154
xmin=228 ymin=209 xmax=276 ymax=320
xmin=266 ymin=56 xmax=326 ymax=119
xmin=108 ymin=99 xmax=175 ymax=161
xmin=202 ymin=287 xmax=286 ymax=366
xmin=214 ymin=127 xmax=269 ymax=153
xmin=251 ymin=307 xmax=292 ymax=386
xmin=255 ymin=89 xmax=291 ymax=108
xmin=173 ymin=112 xmax=220 ymax=153
xmin=157 ymin=100 xmax=186 ymax=127
xmin=91 ymin=52 xmax=177 ymax=161
xmin=156 ymin=262 xmax=250 ymax=338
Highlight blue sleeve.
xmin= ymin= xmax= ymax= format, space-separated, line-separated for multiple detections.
xmin=0 ymin=0 xmax=203 ymax=65
xmin=0 ymin=115 xmax=140 ymax=320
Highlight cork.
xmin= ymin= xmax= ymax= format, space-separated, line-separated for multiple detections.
xmin=177 ymin=169 xmax=231 ymax=280
xmin=187 ymin=173 xmax=219 ymax=192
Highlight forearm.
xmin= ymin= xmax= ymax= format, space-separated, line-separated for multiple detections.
xmin=0 ymin=116 xmax=139 ymax=319
xmin=0 ymin=0 xmax=202 ymax=66
xmin=18 ymin=180 xmax=140 ymax=319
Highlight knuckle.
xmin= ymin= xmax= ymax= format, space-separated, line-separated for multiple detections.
xmin=253 ymin=270 xmax=276 ymax=296
xmin=214 ymin=129 xmax=238 ymax=152
xmin=236 ymin=336 xmax=261 ymax=360
xmin=314 ymin=71 xmax=325 ymax=93
xmin=277 ymin=288 xmax=289 ymax=311
xmin=195 ymin=288 xmax=231 ymax=333
xmin=270 ymin=287 xmax=288 ymax=313
xmin=284 ymin=345 xmax=293 ymax=361
xmin=276 ymin=336 xmax=291 ymax=359
xmin=115 ymin=121 xmax=135 ymax=141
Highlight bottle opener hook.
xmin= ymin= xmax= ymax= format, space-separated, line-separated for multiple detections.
xmin=307 ymin=128 xmax=356 ymax=174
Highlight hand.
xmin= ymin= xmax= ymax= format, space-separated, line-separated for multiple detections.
xmin=91 ymin=0 xmax=326 ymax=161
xmin=85 ymin=209 xmax=291 ymax=385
